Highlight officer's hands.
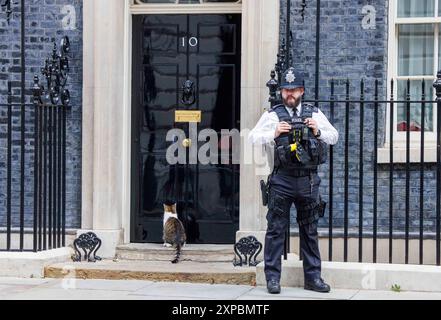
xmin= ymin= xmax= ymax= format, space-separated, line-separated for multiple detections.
xmin=275 ymin=121 xmax=292 ymax=138
xmin=304 ymin=118 xmax=318 ymax=136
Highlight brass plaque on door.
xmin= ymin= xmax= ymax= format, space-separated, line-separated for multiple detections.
xmin=175 ymin=110 xmax=202 ymax=123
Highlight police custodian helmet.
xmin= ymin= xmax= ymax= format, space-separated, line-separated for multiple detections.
xmin=279 ymin=67 xmax=304 ymax=90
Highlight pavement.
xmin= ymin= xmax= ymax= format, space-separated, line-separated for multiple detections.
xmin=0 ymin=277 xmax=440 ymax=300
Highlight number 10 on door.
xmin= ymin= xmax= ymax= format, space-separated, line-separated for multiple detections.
xmin=182 ymin=37 xmax=198 ymax=48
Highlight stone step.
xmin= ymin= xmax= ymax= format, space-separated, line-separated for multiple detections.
xmin=44 ymin=260 xmax=256 ymax=286
xmin=115 ymin=243 xmax=235 ymax=263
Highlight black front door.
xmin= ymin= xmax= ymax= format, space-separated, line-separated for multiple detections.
xmin=131 ymin=14 xmax=241 ymax=244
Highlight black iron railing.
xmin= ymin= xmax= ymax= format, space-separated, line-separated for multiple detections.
xmin=0 ymin=37 xmax=70 ymax=252
xmin=0 ymin=105 xmax=67 ymax=252
xmin=269 ymin=0 xmax=441 ymax=263
xmin=273 ymin=74 xmax=441 ymax=266
xmin=1 ymin=0 xmax=70 ymax=252
xmin=332 ymin=77 xmax=436 ymax=266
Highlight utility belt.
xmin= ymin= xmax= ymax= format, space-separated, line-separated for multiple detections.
xmin=259 ymin=167 xmax=318 ymax=207
xmin=275 ymin=168 xmax=317 ymax=177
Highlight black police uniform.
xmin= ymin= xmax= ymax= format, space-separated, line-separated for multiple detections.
xmin=262 ymin=67 xmax=330 ymax=293
xmin=265 ymin=103 xmax=325 ymax=283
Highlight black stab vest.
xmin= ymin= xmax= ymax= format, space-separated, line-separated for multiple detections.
xmin=270 ymin=104 xmax=327 ymax=171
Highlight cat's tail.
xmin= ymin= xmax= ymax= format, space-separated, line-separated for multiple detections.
xmin=171 ymin=243 xmax=181 ymax=264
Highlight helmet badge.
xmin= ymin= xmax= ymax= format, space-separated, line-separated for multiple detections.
xmin=285 ymin=70 xmax=296 ymax=84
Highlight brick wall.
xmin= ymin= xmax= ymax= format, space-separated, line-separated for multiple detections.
xmin=1 ymin=0 xmax=437 ymax=237
xmin=0 ymin=0 xmax=82 ymax=229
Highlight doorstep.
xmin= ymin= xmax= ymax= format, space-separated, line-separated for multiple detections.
xmin=44 ymin=260 xmax=256 ymax=286
xmin=115 ymin=243 xmax=235 ymax=262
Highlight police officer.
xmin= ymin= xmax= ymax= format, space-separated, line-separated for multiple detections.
xmin=249 ymin=67 xmax=338 ymax=294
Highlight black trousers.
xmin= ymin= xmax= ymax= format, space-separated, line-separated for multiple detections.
xmin=264 ymin=173 xmax=322 ymax=282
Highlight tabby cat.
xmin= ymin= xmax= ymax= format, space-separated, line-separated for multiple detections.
xmin=163 ymin=203 xmax=186 ymax=264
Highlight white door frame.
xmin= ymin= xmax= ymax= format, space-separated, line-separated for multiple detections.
xmin=82 ymin=0 xmax=279 ymax=249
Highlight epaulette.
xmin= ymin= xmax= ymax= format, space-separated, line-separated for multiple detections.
xmin=268 ymin=104 xmax=285 ymax=113
xmin=269 ymin=104 xmax=292 ymax=123
xmin=303 ymin=103 xmax=319 ymax=113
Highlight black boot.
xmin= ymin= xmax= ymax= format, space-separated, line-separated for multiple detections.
xmin=304 ymin=278 xmax=331 ymax=293
xmin=267 ymin=279 xmax=281 ymax=294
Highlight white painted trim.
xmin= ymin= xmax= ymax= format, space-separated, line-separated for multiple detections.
xmin=384 ymin=0 xmax=438 ymax=161
xmin=396 ymin=18 xmax=441 ymax=24
xmin=436 ymin=0 xmax=439 ymax=19
xmin=377 ymin=146 xmax=437 ymax=163
xmin=130 ymin=5 xmax=242 ymax=14
xmin=122 ymin=0 xmax=133 ymax=244
xmin=396 ymin=76 xmax=435 ymax=80
xmin=130 ymin=0 xmax=242 ymax=14
xmin=239 ymin=0 xmax=279 ymax=233
xmin=385 ymin=0 xmax=396 ymax=147
xmin=81 ymin=0 xmax=95 ymax=229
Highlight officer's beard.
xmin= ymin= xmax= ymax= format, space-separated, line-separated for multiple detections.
xmin=283 ymin=95 xmax=301 ymax=109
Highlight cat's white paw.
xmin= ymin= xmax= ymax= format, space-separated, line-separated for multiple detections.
xmin=163 ymin=243 xmax=172 ymax=248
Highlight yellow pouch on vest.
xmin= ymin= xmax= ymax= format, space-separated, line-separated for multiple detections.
xmin=290 ymin=143 xmax=302 ymax=162
xmin=290 ymin=143 xmax=297 ymax=152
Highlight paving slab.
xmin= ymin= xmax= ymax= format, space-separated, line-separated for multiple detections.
xmin=239 ymin=286 xmax=358 ymax=300
xmin=131 ymin=282 xmax=254 ymax=300
xmin=351 ymin=290 xmax=441 ymax=300
xmin=0 ymin=277 xmax=52 ymax=286
xmin=0 ymin=278 xmax=440 ymax=300
xmin=236 ymin=295 xmax=318 ymax=300
xmin=3 ymin=288 xmax=134 ymax=300
xmin=0 ymin=284 xmax=46 ymax=297
xmin=0 ymin=285 xmax=30 ymax=300
xmin=43 ymin=278 xmax=154 ymax=292
xmin=126 ymin=294 xmax=216 ymax=300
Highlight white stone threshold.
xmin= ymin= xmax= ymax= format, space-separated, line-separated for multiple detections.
xmin=0 ymin=247 xmax=73 ymax=278
xmin=257 ymin=254 xmax=441 ymax=293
